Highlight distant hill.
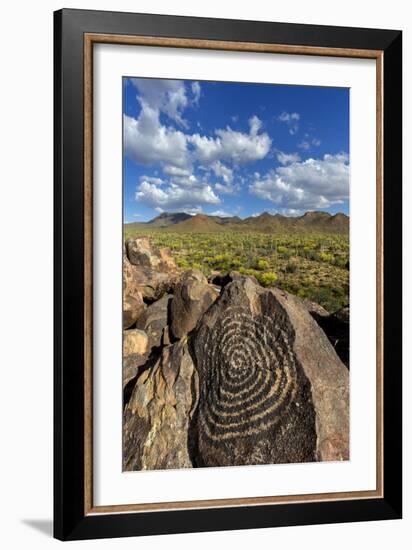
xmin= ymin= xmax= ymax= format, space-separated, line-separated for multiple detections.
xmin=171 ymin=214 xmax=224 ymax=233
xmin=242 ymin=212 xmax=293 ymax=232
xmin=125 ymin=211 xmax=349 ymax=234
xmin=209 ymin=215 xmax=243 ymax=225
xmin=146 ymin=212 xmax=192 ymax=227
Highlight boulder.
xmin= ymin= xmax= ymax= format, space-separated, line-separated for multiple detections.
xmin=209 ymin=270 xmax=258 ymax=288
xmin=124 ymin=253 xmax=176 ymax=302
xmin=124 ymin=238 xmax=179 ymax=302
xmin=190 ymin=276 xmax=349 ymax=467
xmin=126 ymin=236 xmax=177 ymax=272
xmin=123 ymin=255 xmax=145 ymax=328
xmin=135 ymin=294 xmax=172 ymax=350
xmin=158 ymin=246 xmax=178 ymax=272
xmin=302 ymin=299 xmax=329 ymax=319
xmin=123 ymin=329 xmax=148 ymax=356
xmin=137 ymin=271 xmax=178 ymax=302
xmin=170 ymin=270 xmax=220 ymax=340
xmin=123 ymin=340 xmax=198 ymax=471
xmin=123 ymin=329 xmax=149 ymax=388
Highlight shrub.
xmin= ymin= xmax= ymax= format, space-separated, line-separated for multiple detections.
xmin=318 ymin=252 xmax=334 ymax=263
xmin=258 ymin=272 xmax=278 ymax=287
xmin=256 ymin=258 xmax=269 ymax=270
xmin=239 ymin=267 xmax=259 ymax=278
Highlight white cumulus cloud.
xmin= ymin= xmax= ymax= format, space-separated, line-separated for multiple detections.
xmin=123 ymin=105 xmax=190 ymax=169
xmin=210 ymin=161 xmax=233 ymax=184
xmin=125 ymin=80 xmax=274 ymax=213
xmin=130 ymin=78 xmax=190 ymax=128
xmin=162 ymin=165 xmax=191 ymax=177
xmin=190 ymin=116 xmax=271 ymax=166
xmin=250 ymin=153 xmax=349 ymax=210
xmin=136 ymin=179 xmax=220 ymax=211
xmin=276 ymin=151 xmax=301 ymax=165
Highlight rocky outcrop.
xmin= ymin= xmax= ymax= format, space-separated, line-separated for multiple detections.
xmin=170 ymin=270 xmax=219 ymax=340
xmin=127 ymin=237 xmax=175 ymax=271
xmin=123 ymin=340 xmax=198 ymax=471
xmin=190 ymin=277 xmax=349 ymax=467
xmin=122 ymin=236 xmax=349 ymax=471
xmin=123 ymin=237 xmax=179 ymax=387
xmin=136 ymin=294 xmax=172 ymax=350
xmin=125 ymin=238 xmax=179 ymax=302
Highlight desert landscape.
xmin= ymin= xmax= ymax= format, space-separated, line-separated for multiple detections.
xmin=122 ymin=76 xmax=350 ymax=471
xmin=122 ymin=211 xmax=349 ymax=471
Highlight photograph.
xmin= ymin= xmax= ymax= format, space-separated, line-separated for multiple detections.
xmin=50 ymin=7 xmax=402 ymax=541
xmin=122 ymin=77 xmax=350 ymax=471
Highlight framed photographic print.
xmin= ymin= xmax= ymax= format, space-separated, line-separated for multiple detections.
xmin=54 ymin=8 xmax=402 ymax=541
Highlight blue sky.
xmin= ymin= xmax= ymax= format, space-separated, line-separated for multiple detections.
xmin=123 ymin=77 xmax=349 ymax=222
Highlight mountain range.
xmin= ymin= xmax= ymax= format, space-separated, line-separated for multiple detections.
xmin=126 ymin=211 xmax=349 ymax=234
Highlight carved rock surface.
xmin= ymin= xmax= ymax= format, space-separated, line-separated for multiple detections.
xmin=170 ymin=270 xmax=220 ymax=340
xmin=123 ymin=340 xmax=198 ymax=471
xmin=190 ymin=276 xmax=349 ymax=467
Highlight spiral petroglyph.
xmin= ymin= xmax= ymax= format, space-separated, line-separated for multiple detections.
xmin=190 ymin=279 xmax=318 ymax=466
xmin=197 ymin=307 xmax=298 ymax=441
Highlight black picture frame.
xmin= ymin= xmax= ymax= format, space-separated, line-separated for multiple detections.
xmin=54 ymin=8 xmax=402 ymax=541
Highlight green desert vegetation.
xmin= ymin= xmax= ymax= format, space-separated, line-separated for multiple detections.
xmin=124 ymin=226 xmax=349 ymax=312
